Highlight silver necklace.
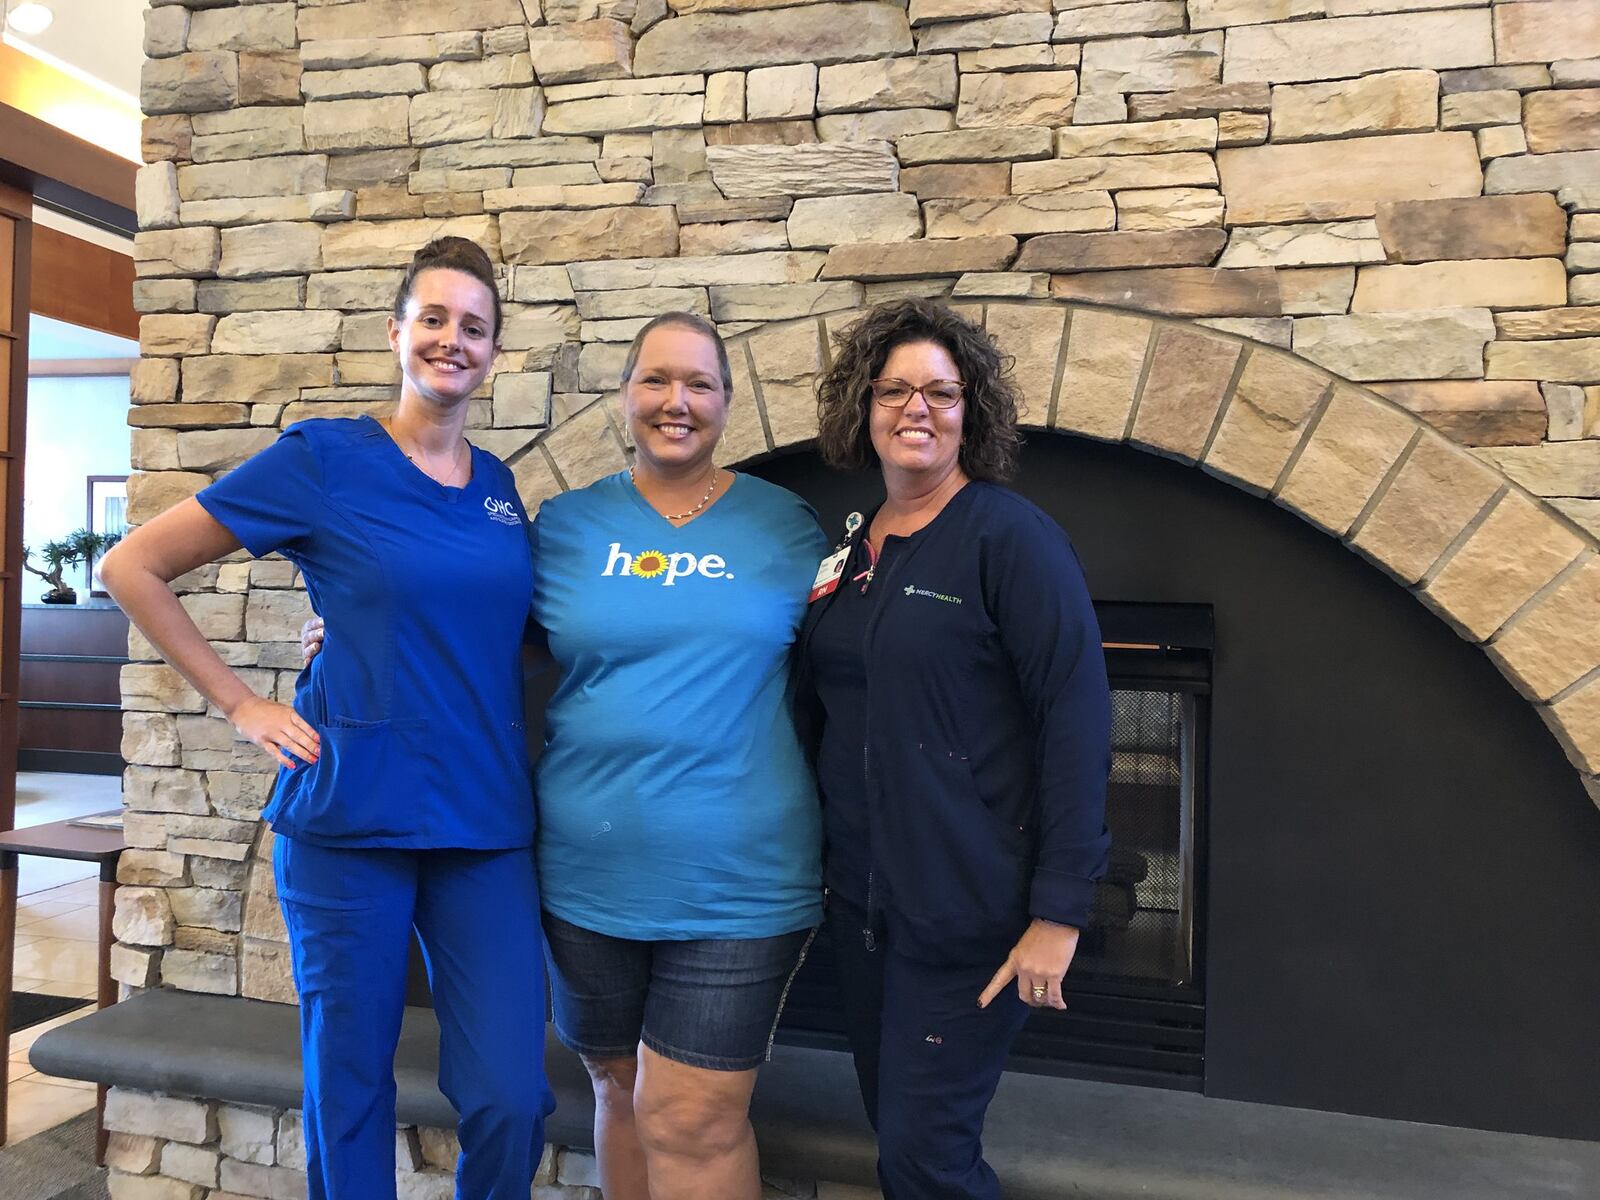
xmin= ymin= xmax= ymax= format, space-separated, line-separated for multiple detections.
xmin=386 ymin=420 xmax=468 ymax=487
xmin=631 ymin=465 xmax=720 ymax=521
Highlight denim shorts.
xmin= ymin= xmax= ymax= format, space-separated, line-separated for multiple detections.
xmin=542 ymin=912 xmax=816 ymax=1072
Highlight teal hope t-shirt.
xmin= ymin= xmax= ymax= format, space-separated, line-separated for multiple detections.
xmin=530 ymin=470 xmax=828 ymax=940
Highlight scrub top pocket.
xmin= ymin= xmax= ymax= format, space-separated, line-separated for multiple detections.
xmin=268 ymin=717 xmax=430 ymax=843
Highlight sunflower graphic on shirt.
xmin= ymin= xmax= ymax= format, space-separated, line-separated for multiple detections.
xmin=631 ymin=550 xmax=668 ymax=579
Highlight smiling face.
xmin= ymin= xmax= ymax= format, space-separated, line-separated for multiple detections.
xmin=868 ymin=339 xmax=966 ymax=486
xmin=387 ymin=267 xmax=498 ymax=409
xmin=623 ymin=324 xmax=730 ymax=475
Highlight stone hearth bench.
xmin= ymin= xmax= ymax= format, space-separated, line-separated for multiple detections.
xmin=31 ymin=990 xmax=1600 ymax=1199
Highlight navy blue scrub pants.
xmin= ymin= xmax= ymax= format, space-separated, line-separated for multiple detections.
xmin=826 ymin=898 xmax=1031 ymax=1200
xmin=274 ymin=836 xmax=554 ymax=1200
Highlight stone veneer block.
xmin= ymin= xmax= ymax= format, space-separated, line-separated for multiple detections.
xmin=1550 ymin=675 xmax=1600 ymax=776
xmin=296 ymin=0 xmax=526 ymax=41
xmin=633 ymin=5 xmax=912 ymax=75
xmin=1218 ymin=221 xmax=1384 ymax=269
xmin=1056 ymin=119 xmax=1216 ymax=158
xmin=1487 ymin=338 xmax=1600 ymax=383
xmin=820 ymin=237 xmax=1018 ymax=280
xmin=1015 ymin=228 xmax=1225 ymax=272
xmin=787 ymin=194 xmax=922 ymax=248
xmin=985 ymin=304 xmax=1067 ymax=422
xmin=544 ymin=401 xmax=627 ymax=488
xmin=526 ymin=20 xmax=633 ymax=85
xmin=900 ymin=163 xmax=1011 ymax=199
xmin=105 ymin=1089 xmax=213 ymax=1144
xmin=707 ymin=142 xmax=898 ymax=198
xmin=1115 ymin=188 xmax=1226 ymax=231
xmin=1268 ymin=70 xmax=1440 ymax=141
xmin=1425 ymin=490 xmax=1588 ymax=640
xmin=142 ymin=52 xmax=239 ymax=115
xmin=915 ymin=15 xmax=1056 ymax=53
xmin=321 ymin=217 xmax=500 ymax=269
xmin=1055 ymin=1 xmax=1187 ymax=41
xmin=1296 ymin=309 xmax=1495 ymax=381
xmin=176 ymin=156 xmax=328 ymax=202
xmin=1490 ymin=556 xmax=1600 ymax=701
xmin=1079 ymin=33 xmax=1224 ymax=94
xmin=567 ymin=251 xmax=824 ymax=289
xmin=1128 ymin=83 xmax=1271 ymax=120
xmin=218 ymin=223 xmax=323 ymax=280
xmin=1276 ymin=385 xmax=1417 ymax=535
xmin=1350 ymin=431 xmax=1503 ymax=584
xmin=1050 ymin=266 xmax=1281 ymax=316
xmin=1525 ymin=89 xmax=1600 ymax=154
xmin=1494 ymin=0 xmax=1600 ymax=65
xmin=748 ymin=322 xmax=825 ymax=448
xmin=898 ymin=126 xmax=1054 ymax=164
xmin=1224 ymin=11 xmax=1493 ymax=84
xmin=1352 ymin=259 xmax=1568 ymax=313
xmin=188 ymin=3 xmax=296 ymax=53
xmin=818 ymin=56 xmax=958 ymax=114
xmin=411 ymin=88 xmax=545 ymax=143
xmin=1204 ymin=349 xmax=1331 ymax=492
xmin=1219 ymin=133 xmax=1482 ymax=224
xmin=908 ymin=0 xmax=1052 ymax=23
xmin=1485 ymin=149 xmax=1600 ymax=195
xmin=1188 ymin=0 xmax=1323 ymax=29
xmin=300 ymin=33 xmax=484 ymax=72
xmin=1014 ymin=152 xmax=1219 ymax=194
xmin=182 ymin=354 xmax=335 ymax=405
xmin=211 ymin=312 xmax=343 ymax=356
xmin=1053 ymin=307 xmax=1153 ymax=439
xmin=815 ymin=109 xmax=955 ymax=142
xmin=1374 ymin=194 xmax=1569 ymax=263
xmin=1129 ymin=325 xmax=1242 ymax=462
xmin=543 ymin=93 xmax=703 ymax=135
xmin=956 ymin=70 xmax=1079 ymax=127
xmin=708 ymin=282 xmax=864 ymax=321
xmin=302 ymin=64 xmax=431 ymax=101
xmin=740 ymin=67 xmax=815 ymax=126
xmin=923 ymin=193 xmax=1114 ymax=238
xmin=135 ymin=229 xmax=222 ymax=279
xmin=1368 ymin=380 xmax=1547 ymax=447
xmin=1495 ymin=309 xmax=1600 ymax=340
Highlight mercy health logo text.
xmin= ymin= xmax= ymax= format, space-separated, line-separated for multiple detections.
xmin=603 ymin=543 xmax=735 ymax=586
xmin=484 ymin=497 xmax=520 ymax=526
xmin=904 ymin=584 xmax=962 ymax=605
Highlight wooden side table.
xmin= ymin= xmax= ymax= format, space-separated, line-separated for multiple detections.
xmin=0 ymin=817 xmax=124 ymax=1160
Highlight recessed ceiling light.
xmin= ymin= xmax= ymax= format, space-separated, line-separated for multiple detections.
xmin=6 ymin=2 xmax=55 ymax=36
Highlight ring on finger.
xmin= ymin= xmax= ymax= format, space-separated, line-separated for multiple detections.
xmin=1030 ymin=983 xmax=1047 ymax=1002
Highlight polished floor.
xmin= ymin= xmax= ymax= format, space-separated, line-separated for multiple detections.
xmin=7 ymin=772 xmax=120 ymax=1145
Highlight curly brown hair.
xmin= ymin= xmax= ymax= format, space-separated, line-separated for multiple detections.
xmin=815 ymin=299 xmax=1022 ymax=482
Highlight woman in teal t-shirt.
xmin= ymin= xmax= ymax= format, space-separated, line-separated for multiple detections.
xmin=531 ymin=314 xmax=825 ymax=1200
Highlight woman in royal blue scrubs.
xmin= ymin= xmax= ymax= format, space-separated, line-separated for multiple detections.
xmin=102 ymin=238 xmax=552 ymax=1199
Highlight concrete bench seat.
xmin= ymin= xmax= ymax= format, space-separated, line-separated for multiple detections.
xmin=31 ymin=990 xmax=1600 ymax=1199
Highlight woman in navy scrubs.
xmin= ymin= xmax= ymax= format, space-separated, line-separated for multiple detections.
xmin=102 ymin=238 xmax=552 ymax=1200
xmin=799 ymin=299 xmax=1112 ymax=1200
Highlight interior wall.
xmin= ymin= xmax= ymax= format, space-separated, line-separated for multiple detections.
xmin=22 ymin=372 xmax=131 ymax=602
xmin=750 ymin=436 xmax=1600 ymax=1143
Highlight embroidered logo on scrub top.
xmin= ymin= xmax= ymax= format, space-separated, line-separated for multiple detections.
xmin=903 ymin=584 xmax=962 ymax=605
xmin=484 ymin=497 xmax=520 ymax=526
xmin=602 ymin=542 xmax=735 ymax=586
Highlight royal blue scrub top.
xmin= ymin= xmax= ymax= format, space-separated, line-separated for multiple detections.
xmin=196 ymin=416 xmax=536 ymax=849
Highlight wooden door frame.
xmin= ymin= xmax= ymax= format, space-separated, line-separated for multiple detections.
xmin=0 ymin=179 xmax=32 ymax=836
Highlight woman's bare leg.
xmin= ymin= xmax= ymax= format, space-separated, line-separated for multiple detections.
xmin=581 ymin=1053 xmax=651 ymax=1200
xmin=633 ymin=1044 xmax=761 ymax=1200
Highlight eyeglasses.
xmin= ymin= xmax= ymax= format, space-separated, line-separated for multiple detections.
xmin=869 ymin=378 xmax=966 ymax=409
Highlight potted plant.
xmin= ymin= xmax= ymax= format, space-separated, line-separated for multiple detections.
xmin=22 ymin=529 xmax=121 ymax=605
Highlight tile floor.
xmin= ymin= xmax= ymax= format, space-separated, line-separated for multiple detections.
xmin=6 ymin=771 xmax=121 ymax=1145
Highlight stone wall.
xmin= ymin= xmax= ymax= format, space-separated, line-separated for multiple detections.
xmin=118 ymin=0 xmax=1600 ymax=1191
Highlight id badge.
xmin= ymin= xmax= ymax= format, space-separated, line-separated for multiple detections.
xmin=809 ymin=547 xmax=850 ymax=603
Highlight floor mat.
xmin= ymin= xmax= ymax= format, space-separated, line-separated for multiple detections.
xmin=0 ymin=1110 xmax=107 ymax=1200
xmin=8 ymin=992 xmax=91 ymax=1034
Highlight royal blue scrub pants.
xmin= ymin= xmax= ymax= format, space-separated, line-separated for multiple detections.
xmin=274 ymin=836 xmax=553 ymax=1200
xmin=826 ymin=898 xmax=1031 ymax=1200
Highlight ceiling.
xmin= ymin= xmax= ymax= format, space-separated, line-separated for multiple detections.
xmin=4 ymin=0 xmax=148 ymax=102
xmin=28 ymin=312 xmax=139 ymax=362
